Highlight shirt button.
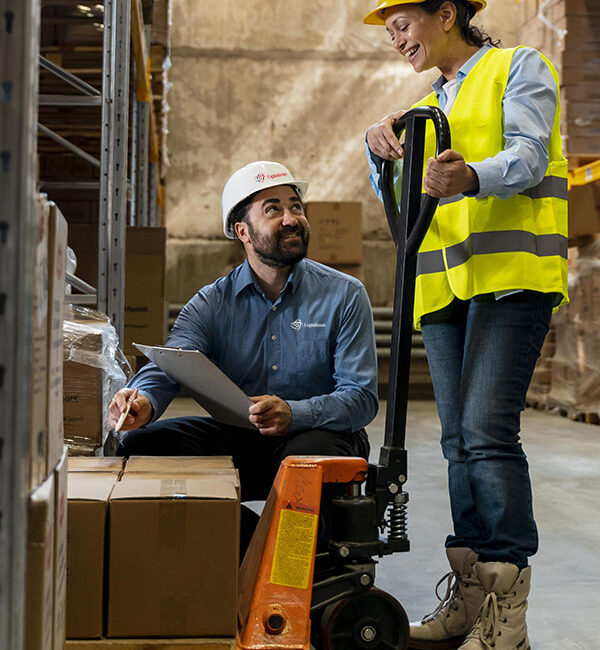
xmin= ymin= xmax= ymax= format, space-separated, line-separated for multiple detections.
xmin=271 ymin=364 xmax=278 ymax=371
xmin=272 ymin=305 xmax=277 ymax=311
xmin=271 ymin=334 xmax=277 ymax=341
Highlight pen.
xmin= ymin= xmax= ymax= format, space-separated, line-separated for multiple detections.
xmin=115 ymin=388 xmax=138 ymax=433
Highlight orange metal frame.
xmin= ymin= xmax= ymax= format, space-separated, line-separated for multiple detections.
xmin=236 ymin=456 xmax=368 ymax=650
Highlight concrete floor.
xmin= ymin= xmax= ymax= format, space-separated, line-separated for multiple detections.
xmin=162 ymin=398 xmax=600 ymax=649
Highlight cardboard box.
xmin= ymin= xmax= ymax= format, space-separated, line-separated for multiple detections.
xmin=63 ymin=319 xmax=113 ymax=452
xmin=569 ymin=183 xmax=600 ymax=238
xmin=123 ymin=455 xmax=235 ymax=474
xmin=67 ymin=225 xmax=167 ymax=357
xmin=25 ymin=473 xmax=55 ymax=650
xmin=306 ymin=202 xmax=362 ymax=264
xmin=107 ymin=474 xmax=239 ymax=638
xmin=48 ymin=203 xmax=68 ymax=472
xmin=67 ymin=473 xmax=119 ymax=639
xmin=124 ymin=227 xmax=167 ymax=356
xmin=30 ymin=195 xmax=49 ymax=489
xmin=68 ymin=457 xmax=124 ymax=474
xmin=123 ymin=456 xmax=240 ymax=497
xmin=65 ymin=640 xmax=236 ymax=649
xmin=54 ymin=449 xmax=68 ymax=650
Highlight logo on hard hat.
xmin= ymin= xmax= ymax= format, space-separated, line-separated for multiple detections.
xmin=256 ymin=173 xmax=265 ymax=183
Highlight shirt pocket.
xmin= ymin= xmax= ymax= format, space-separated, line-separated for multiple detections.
xmin=294 ymin=327 xmax=330 ymax=366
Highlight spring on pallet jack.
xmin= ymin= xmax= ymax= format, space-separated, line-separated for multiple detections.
xmin=388 ymin=493 xmax=408 ymax=540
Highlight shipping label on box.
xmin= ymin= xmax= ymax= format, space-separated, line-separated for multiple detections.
xmin=25 ymin=473 xmax=55 ymax=650
xmin=107 ymin=474 xmax=239 ymax=638
xmin=306 ymin=202 xmax=362 ymax=265
xmin=54 ymin=449 xmax=68 ymax=650
xmin=48 ymin=204 xmax=68 ymax=472
xmin=67 ymin=472 xmax=119 ymax=639
xmin=31 ymin=195 xmax=50 ymax=489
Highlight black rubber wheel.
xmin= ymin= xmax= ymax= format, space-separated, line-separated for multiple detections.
xmin=319 ymin=588 xmax=409 ymax=650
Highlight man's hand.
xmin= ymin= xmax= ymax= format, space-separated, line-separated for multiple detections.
xmin=107 ymin=388 xmax=152 ymax=431
xmin=424 ymin=149 xmax=479 ymax=198
xmin=366 ymin=111 xmax=406 ymax=160
xmin=248 ymin=395 xmax=292 ymax=436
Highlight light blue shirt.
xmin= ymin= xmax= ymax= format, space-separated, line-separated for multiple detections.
xmin=366 ymin=45 xmax=558 ymax=200
xmin=129 ymin=258 xmax=379 ymax=433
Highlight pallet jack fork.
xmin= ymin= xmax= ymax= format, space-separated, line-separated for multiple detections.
xmin=236 ymin=107 xmax=451 ymax=650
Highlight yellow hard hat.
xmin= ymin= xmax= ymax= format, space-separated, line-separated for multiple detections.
xmin=363 ymin=0 xmax=486 ymax=25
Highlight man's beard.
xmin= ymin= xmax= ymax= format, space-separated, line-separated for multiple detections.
xmin=247 ymin=222 xmax=310 ymax=268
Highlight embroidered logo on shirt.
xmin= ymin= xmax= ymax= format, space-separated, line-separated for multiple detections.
xmin=291 ymin=319 xmax=326 ymax=331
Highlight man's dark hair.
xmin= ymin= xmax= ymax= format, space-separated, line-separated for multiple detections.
xmin=227 ymin=185 xmax=303 ymax=238
xmin=419 ymin=0 xmax=500 ymax=48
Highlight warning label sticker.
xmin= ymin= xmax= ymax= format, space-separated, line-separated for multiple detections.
xmin=270 ymin=508 xmax=318 ymax=590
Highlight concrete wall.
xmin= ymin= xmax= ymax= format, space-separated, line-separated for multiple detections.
xmin=166 ymin=1 xmax=518 ymax=304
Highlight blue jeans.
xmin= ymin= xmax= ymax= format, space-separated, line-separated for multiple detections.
xmin=421 ymin=291 xmax=555 ymax=569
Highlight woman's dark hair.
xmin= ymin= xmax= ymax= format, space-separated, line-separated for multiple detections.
xmin=420 ymin=0 xmax=501 ymax=48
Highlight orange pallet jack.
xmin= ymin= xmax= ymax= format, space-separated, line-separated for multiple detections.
xmin=236 ymin=107 xmax=451 ymax=650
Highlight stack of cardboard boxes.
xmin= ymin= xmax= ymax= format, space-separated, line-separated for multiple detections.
xmin=517 ymin=0 xmax=600 ymax=157
xmin=26 ymin=196 xmax=69 ymax=650
xmin=65 ymin=456 xmax=240 ymax=650
xmin=544 ymin=238 xmax=600 ymax=420
xmin=305 ymin=202 xmax=363 ymax=279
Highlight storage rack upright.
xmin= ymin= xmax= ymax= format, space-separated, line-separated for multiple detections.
xmin=0 ymin=1 xmax=41 ymax=647
xmin=1 ymin=1 xmax=168 ymax=645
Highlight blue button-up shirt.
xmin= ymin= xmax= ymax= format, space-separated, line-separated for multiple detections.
xmin=367 ymin=45 xmax=558 ymax=200
xmin=129 ymin=258 xmax=379 ymax=433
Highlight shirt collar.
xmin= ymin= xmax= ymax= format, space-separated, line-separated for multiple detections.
xmin=234 ymin=258 xmax=306 ymax=297
xmin=432 ymin=44 xmax=492 ymax=93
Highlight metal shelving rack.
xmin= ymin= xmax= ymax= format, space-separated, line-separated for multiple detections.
xmin=38 ymin=0 xmax=163 ymax=342
xmin=1 ymin=2 xmax=166 ymax=645
xmin=0 ymin=1 xmax=41 ymax=647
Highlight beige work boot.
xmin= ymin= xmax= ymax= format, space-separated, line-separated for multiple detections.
xmin=409 ymin=548 xmax=485 ymax=649
xmin=459 ymin=562 xmax=531 ymax=650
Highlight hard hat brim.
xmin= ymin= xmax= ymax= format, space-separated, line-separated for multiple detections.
xmin=363 ymin=0 xmax=486 ymax=26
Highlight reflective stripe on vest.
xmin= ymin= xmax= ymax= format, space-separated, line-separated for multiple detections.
xmin=417 ymin=231 xmax=567 ymax=276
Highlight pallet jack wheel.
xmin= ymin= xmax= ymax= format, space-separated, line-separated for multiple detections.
xmin=318 ymin=587 xmax=409 ymax=650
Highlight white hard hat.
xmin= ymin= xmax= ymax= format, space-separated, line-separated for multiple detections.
xmin=222 ymin=161 xmax=309 ymax=239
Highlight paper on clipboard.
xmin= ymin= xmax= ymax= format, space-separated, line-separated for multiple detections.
xmin=133 ymin=343 xmax=256 ymax=430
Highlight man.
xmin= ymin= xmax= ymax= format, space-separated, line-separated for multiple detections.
xmin=108 ymin=160 xmax=378 ymax=546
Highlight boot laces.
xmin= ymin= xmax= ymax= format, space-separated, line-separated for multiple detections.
xmin=467 ymin=592 xmax=499 ymax=650
xmin=421 ymin=570 xmax=460 ymax=624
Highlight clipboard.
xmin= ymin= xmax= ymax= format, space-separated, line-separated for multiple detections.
xmin=134 ymin=343 xmax=256 ymax=430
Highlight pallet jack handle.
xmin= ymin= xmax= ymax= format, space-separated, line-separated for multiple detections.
xmin=369 ymin=106 xmax=450 ymax=515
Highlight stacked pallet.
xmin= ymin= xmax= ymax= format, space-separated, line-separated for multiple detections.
xmin=545 ymin=237 xmax=600 ymax=422
xmin=516 ymin=0 xmax=600 ymax=158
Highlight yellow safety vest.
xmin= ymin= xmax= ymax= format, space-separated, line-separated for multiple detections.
xmin=405 ymin=46 xmax=568 ymax=329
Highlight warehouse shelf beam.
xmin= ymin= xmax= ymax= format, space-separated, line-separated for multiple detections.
xmin=39 ymin=53 xmax=100 ymax=95
xmin=39 ymin=94 xmax=102 ymax=105
xmin=0 ymin=0 xmax=40 ymax=647
xmin=40 ymin=180 xmax=100 ymax=190
xmin=568 ymin=159 xmax=600 ymax=188
xmin=38 ymin=122 xmax=101 ymax=167
xmin=97 ymin=0 xmax=131 ymax=344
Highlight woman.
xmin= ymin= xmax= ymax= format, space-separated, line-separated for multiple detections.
xmin=363 ymin=2 xmax=568 ymax=649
